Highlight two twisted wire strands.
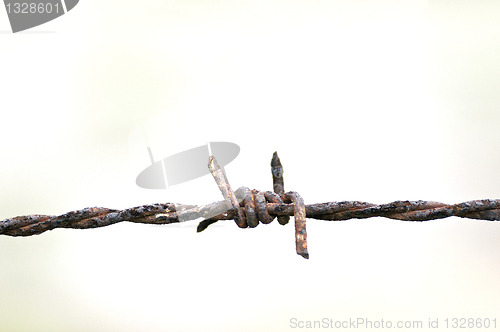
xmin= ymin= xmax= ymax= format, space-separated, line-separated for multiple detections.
xmin=2 ymin=153 xmax=500 ymax=259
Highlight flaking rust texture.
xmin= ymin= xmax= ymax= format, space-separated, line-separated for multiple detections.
xmin=2 ymin=153 xmax=500 ymax=259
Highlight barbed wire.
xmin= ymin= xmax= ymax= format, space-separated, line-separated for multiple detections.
xmin=2 ymin=152 xmax=500 ymax=259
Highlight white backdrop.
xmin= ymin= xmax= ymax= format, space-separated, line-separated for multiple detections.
xmin=1 ymin=1 xmax=500 ymax=331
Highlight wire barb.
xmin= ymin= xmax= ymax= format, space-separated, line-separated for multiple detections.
xmin=208 ymin=156 xmax=246 ymax=228
xmin=283 ymin=191 xmax=308 ymax=259
xmin=271 ymin=152 xmax=290 ymax=226
xmin=2 ymin=153 xmax=500 ymax=259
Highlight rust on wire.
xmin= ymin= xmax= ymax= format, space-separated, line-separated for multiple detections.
xmin=2 ymin=152 xmax=500 ymax=259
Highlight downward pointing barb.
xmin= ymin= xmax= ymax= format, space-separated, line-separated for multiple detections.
xmin=283 ymin=191 xmax=309 ymax=259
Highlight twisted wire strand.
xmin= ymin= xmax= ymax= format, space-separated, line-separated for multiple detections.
xmin=197 ymin=197 xmax=500 ymax=222
xmin=4 ymin=197 xmax=500 ymax=234
xmin=0 ymin=204 xmax=178 ymax=237
xmin=1 ymin=153 xmax=500 ymax=259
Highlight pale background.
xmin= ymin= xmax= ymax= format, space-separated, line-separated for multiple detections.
xmin=1 ymin=0 xmax=500 ymax=331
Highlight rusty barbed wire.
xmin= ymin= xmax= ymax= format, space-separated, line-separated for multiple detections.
xmin=2 ymin=152 xmax=500 ymax=259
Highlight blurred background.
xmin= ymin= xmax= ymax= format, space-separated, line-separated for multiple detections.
xmin=1 ymin=0 xmax=500 ymax=331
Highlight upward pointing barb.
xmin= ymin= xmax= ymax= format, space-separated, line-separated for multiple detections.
xmin=208 ymin=156 xmax=247 ymax=228
xmin=271 ymin=152 xmax=290 ymax=226
xmin=271 ymin=152 xmax=284 ymax=195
